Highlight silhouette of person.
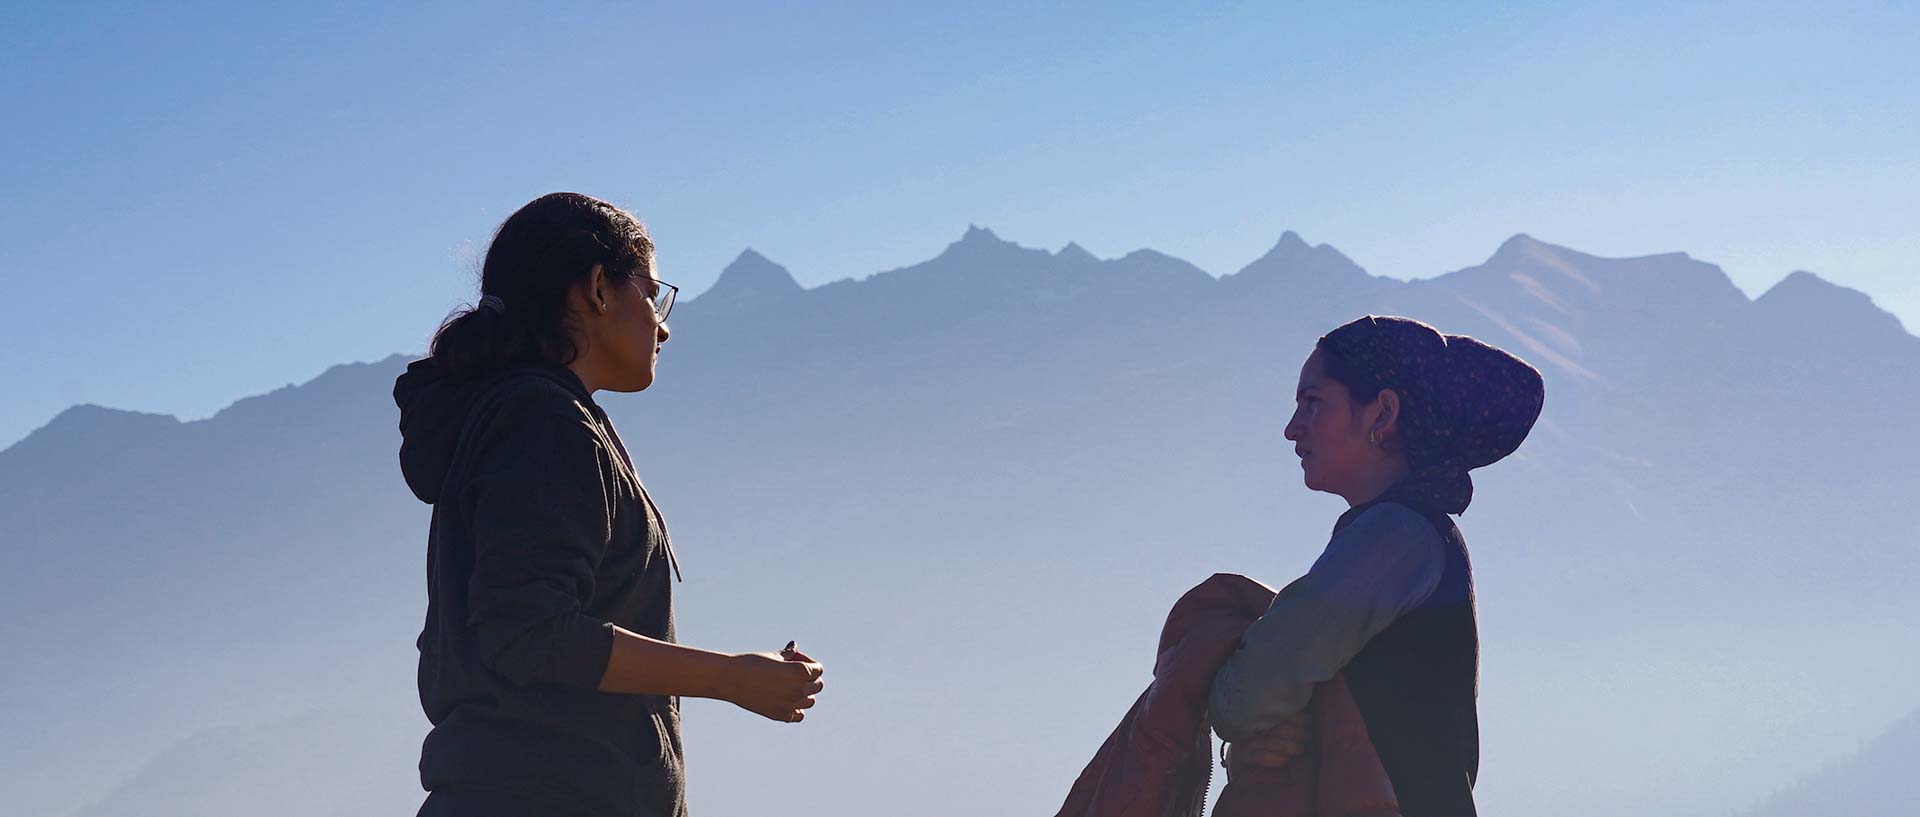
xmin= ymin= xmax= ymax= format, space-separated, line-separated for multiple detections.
xmin=395 ymin=192 xmax=823 ymax=817
xmin=1210 ymin=315 xmax=1543 ymax=816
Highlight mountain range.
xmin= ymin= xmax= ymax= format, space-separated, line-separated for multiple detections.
xmin=3 ymin=227 xmax=1916 ymax=817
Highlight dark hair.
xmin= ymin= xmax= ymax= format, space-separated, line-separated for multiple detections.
xmin=429 ymin=192 xmax=654 ymax=380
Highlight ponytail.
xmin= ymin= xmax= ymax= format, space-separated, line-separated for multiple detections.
xmin=428 ymin=299 xmax=516 ymax=381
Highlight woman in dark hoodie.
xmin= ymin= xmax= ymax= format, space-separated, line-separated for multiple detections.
xmin=1208 ymin=315 xmax=1544 ymax=816
xmin=395 ymin=192 xmax=824 ymax=817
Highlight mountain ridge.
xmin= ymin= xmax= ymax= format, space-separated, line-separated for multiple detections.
xmin=7 ymin=234 xmax=1904 ymax=458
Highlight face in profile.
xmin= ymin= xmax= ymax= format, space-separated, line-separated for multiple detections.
xmin=1284 ymin=348 xmax=1376 ymax=496
xmin=585 ymin=265 xmax=672 ymax=392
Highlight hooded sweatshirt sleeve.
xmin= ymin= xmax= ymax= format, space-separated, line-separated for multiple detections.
xmin=1209 ymin=502 xmax=1444 ymax=742
xmin=459 ymin=383 xmax=619 ymax=690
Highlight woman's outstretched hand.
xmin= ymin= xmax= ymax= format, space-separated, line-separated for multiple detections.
xmin=595 ymin=626 xmax=824 ymax=720
xmin=1225 ymin=711 xmax=1311 ymax=778
xmin=723 ymin=646 xmax=824 ymax=723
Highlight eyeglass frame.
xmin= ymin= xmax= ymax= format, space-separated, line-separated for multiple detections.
xmin=645 ymin=279 xmax=679 ymax=321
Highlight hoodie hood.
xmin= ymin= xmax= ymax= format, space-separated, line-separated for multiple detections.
xmin=393 ymin=357 xmax=591 ymax=504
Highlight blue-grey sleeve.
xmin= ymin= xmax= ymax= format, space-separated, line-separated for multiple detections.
xmin=1208 ymin=502 xmax=1445 ymax=742
xmin=461 ymin=387 xmax=618 ymax=690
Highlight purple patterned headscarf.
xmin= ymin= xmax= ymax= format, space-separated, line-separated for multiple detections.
xmin=1316 ymin=315 xmax=1546 ymax=514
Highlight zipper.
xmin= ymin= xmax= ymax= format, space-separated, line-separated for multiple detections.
xmin=1198 ymin=731 xmax=1216 ymax=816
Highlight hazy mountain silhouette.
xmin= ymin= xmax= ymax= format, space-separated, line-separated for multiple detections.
xmin=1738 ymin=708 xmax=1920 ymax=817
xmin=696 ymin=248 xmax=804 ymax=311
xmin=4 ymin=229 xmax=1915 ymax=817
xmin=66 ymin=707 xmax=418 ymax=817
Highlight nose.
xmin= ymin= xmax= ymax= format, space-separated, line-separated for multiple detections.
xmin=1283 ymin=410 xmax=1305 ymax=442
xmin=657 ymin=320 xmax=671 ymax=343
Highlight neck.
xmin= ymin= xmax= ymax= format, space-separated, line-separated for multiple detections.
xmin=566 ymin=357 xmax=603 ymax=395
xmin=1342 ymin=457 xmax=1412 ymax=508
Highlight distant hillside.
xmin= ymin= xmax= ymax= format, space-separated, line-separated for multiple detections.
xmin=1738 ymin=709 xmax=1920 ymax=817
xmin=4 ymin=229 xmax=1916 ymax=817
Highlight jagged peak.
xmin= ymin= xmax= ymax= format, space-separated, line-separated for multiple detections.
xmin=1487 ymin=232 xmax=1558 ymax=263
xmin=955 ymin=224 xmax=1008 ymax=247
xmin=697 ymin=247 xmax=802 ymax=303
xmin=4 ymin=404 xmax=181 ymax=458
xmin=1256 ymin=230 xmax=1355 ymax=264
xmin=1229 ymin=230 xmax=1368 ymax=282
xmin=1055 ymin=241 xmax=1098 ymax=263
xmin=1759 ymin=269 xmax=1842 ymax=299
xmin=1754 ymin=269 xmax=1903 ymax=329
xmin=1273 ymin=230 xmax=1310 ymax=252
xmin=44 ymin=403 xmax=179 ymax=430
xmin=928 ymin=224 xmax=1048 ymax=265
xmin=1452 ymin=234 xmax=1761 ymax=315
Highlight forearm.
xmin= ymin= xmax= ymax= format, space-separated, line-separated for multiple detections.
xmin=1213 ymin=503 xmax=1446 ymax=740
xmin=1209 ymin=602 xmax=1328 ymax=741
xmin=597 ymin=624 xmax=741 ymax=699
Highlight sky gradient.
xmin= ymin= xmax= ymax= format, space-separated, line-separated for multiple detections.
xmin=3 ymin=0 xmax=1916 ymax=448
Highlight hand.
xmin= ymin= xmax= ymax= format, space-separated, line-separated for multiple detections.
xmin=723 ymin=648 xmax=824 ymax=723
xmin=1226 ymin=712 xmax=1311 ymax=776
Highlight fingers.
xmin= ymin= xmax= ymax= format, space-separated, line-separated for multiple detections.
xmin=1241 ymin=734 xmax=1307 ymax=756
xmin=775 ymin=660 xmax=823 ymax=722
xmin=1242 ymin=749 xmax=1294 ymax=768
xmin=773 ymin=696 xmax=815 ymax=723
xmin=741 ymin=643 xmax=824 ymax=724
xmin=1253 ymin=714 xmax=1310 ymax=743
xmin=773 ymin=645 xmax=823 ymax=678
xmin=1236 ymin=736 xmax=1307 ymax=767
xmin=1251 ymin=723 xmax=1309 ymax=745
xmin=1229 ymin=714 xmax=1313 ymax=769
xmin=788 ymin=679 xmax=823 ymax=714
xmin=1267 ymin=712 xmax=1310 ymax=733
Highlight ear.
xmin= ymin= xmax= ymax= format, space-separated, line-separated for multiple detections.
xmin=588 ymin=263 xmax=608 ymax=311
xmin=1372 ymin=388 xmax=1401 ymax=436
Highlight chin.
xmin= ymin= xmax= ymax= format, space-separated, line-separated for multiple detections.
xmin=603 ymin=371 xmax=656 ymax=393
xmin=1301 ymin=471 xmax=1342 ymax=496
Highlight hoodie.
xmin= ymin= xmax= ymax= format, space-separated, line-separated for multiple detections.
xmin=395 ymin=358 xmax=685 ymax=817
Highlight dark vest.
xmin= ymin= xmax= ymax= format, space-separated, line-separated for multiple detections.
xmin=1337 ymin=497 xmax=1480 ymax=816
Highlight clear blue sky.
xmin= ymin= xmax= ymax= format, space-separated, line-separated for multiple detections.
xmin=3 ymin=1 xmax=1915 ymax=448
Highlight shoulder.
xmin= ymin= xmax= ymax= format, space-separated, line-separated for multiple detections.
xmin=1340 ymin=502 xmax=1442 ymax=543
xmin=481 ymin=372 xmax=596 ymax=427
xmin=1320 ymin=502 xmax=1446 ymax=572
xmin=464 ymin=372 xmax=606 ymax=464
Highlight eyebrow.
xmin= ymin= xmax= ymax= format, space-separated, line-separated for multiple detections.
xmin=1295 ymin=385 xmax=1320 ymax=400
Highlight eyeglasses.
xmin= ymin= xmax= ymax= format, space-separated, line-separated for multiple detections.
xmin=647 ymin=279 xmax=679 ymax=321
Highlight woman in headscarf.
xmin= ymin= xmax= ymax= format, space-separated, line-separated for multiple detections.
xmin=1208 ymin=315 xmax=1545 ymax=816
